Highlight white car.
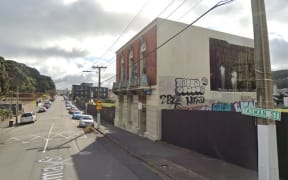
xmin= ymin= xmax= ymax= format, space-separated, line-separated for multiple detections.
xmin=20 ymin=112 xmax=36 ymax=124
xmin=78 ymin=115 xmax=94 ymax=128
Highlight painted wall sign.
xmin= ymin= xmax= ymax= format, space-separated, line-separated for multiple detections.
xmin=212 ymin=103 xmax=231 ymax=112
xmin=209 ymin=38 xmax=256 ymax=92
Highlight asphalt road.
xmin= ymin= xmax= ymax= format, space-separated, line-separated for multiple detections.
xmin=0 ymin=96 xmax=162 ymax=180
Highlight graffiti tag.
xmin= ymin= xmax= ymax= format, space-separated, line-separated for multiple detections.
xmin=175 ymin=78 xmax=207 ymax=95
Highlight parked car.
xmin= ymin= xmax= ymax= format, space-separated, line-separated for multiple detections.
xmin=78 ymin=115 xmax=94 ymax=128
xmin=38 ymin=107 xmax=46 ymax=113
xmin=44 ymin=101 xmax=51 ymax=109
xmin=69 ymin=107 xmax=78 ymax=114
xmin=20 ymin=112 xmax=36 ymax=124
xmin=72 ymin=111 xmax=82 ymax=120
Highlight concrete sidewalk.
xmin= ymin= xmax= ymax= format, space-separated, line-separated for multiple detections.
xmin=96 ymin=122 xmax=258 ymax=180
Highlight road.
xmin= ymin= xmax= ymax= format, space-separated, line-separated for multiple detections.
xmin=0 ymin=96 xmax=162 ymax=180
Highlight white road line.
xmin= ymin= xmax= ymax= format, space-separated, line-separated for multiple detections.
xmin=43 ymin=123 xmax=55 ymax=153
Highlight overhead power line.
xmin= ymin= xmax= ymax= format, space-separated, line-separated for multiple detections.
xmin=177 ymin=0 xmax=205 ymax=21
xmin=104 ymin=0 xmax=178 ymax=64
xmin=98 ymin=0 xmax=150 ymax=60
xmin=101 ymin=0 xmax=235 ymax=84
xmin=164 ymin=0 xmax=188 ymax=19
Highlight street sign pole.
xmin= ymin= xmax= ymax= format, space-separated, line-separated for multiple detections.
xmin=251 ymin=0 xmax=279 ymax=179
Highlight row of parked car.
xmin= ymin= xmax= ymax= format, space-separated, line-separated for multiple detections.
xmin=65 ymin=101 xmax=94 ymax=128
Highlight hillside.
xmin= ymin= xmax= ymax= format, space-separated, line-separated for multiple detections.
xmin=0 ymin=56 xmax=55 ymax=95
xmin=272 ymin=70 xmax=288 ymax=89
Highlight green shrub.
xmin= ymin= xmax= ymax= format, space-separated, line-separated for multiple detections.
xmin=0 ymin=109 xmax=12 ymax=121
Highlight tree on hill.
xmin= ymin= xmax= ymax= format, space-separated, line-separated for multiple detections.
xmin=272 ymin=70 xmax=288 ymax=89
xmin=0 ymin=57 xmax=55 ymax=95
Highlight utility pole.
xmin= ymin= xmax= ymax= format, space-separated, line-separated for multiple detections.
xmin=92 ymin=65 xmax=106 ymax=129
xmin=251 ymin=0 xmax=279 ymax=179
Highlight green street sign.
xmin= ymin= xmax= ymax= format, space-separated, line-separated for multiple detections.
xmin=242 ymin=107 xmax=281 ymax=121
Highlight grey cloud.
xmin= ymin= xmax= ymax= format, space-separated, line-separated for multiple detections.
xmin=76 ymin=63 xmax=84 ymax=69
xmin=0 ymin=0 xmax=148 ymax=41
xmin=0 ymin=42 xmax=88 ymax=58
xmin=54 ymin=74 xmax=93 ymax=89
xmin=0 ymin=0 xmax=149 ymax=62
xmin=265 ymin=0 xmax=288 ymax=22
xmin=270 ymin=38 xmax=288 ymax=70
xmin=54 ymin=73 xmax=114 ymax=90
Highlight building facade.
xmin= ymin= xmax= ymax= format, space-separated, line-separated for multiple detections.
xmin=113 ymin=18 xmax=256 ymax=141
xmin=72 ymin=83 xmax=108 ymax=101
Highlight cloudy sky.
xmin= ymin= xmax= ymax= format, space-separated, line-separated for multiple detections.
xmin=0 ymin=0 xmax=287 ymax=90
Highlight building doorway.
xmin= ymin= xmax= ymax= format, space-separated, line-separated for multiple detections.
xmin=138 ymin=95 xmax=146 ymax=135
xmin=127 ymin=95 xmax=133 ymax=128
xmin=119 ymin=95 xmax=124 ymax=127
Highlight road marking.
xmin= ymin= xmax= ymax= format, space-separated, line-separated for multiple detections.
xmin=38 ymin=156 xmax=65 ymax=180
xmin=6 ymin=137 xmax=20 ymax=143
xmin=30 ymin=135 xmax=43 ymax=141
xmin=43 ymin=123 xmax=55 ymax=153
xmin=78 ymin=151 xmax=91 ymax=155
xmin=22 ymin=141 xmax=30 ymax=144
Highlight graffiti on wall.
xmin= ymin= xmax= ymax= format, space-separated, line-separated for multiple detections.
xmin=232 ymin=101 xmax=255 ymax=112
xmin=160 ymin=94 xmax=177 ymax=105
xmin=212 ymin=103 xmax=231 ymax=112
xmin=211 ymin=100 xmax=255 ymax=112
xmin=175 ymin=78 xmax=207 ymax=95
xmin=160 ymin=77 xmax=208 ymax=107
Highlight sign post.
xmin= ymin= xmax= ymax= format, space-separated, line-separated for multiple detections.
xmin=96 ymin=100 xmax=102 ymax=129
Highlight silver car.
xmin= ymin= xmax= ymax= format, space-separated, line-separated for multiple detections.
xmin=78 ymin=115 xmax=94 ymax=128
xmin=20 ymin=112 xmax=36 ymax=124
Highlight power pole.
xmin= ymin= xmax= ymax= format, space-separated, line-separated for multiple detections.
xmin=92 ymin=65 xmax=106 ymax=129
xmin=92 ymin=65 xmax=107 ymax=100
xmin=251 ymin=0 xmax=279 ymax=179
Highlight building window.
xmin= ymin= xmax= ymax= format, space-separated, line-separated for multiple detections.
xmin=140 ymin=36 xmax=148 ymax=86
xmin=140 ymin=37 xmax=146 ymax=75
xmin=121 ymin=54 xmax=125 ymax=81
xmin=129 ymin=46 xmax=134 ymax=85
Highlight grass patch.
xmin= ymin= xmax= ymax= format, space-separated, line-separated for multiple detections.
xmin=102 ymin=103 xmax=115 ymax=108
xmin=274 ymin=108 xmax=288 ymax=113
xmin=83 ymin=125 xmax=94 ymax=133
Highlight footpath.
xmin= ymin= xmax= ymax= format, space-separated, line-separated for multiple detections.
xmin=96 ymin=122 xmax=258 ymax=180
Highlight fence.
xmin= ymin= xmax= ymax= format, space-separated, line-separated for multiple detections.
xmin=85 ymin=104 xmax=115 ymax=124
xmin=161 ymin=110 xmax=288 ymax=179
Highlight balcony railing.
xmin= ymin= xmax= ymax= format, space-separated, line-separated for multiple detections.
xmin=120 ymin=80 xmax=128 ymax=89
xmin=112 ymin=82 xmax=118 ymax=90
xmin=128 ymin=78 xmax=140 ymax=88
xmin=112 ymin=76 xmax=148 ymax=93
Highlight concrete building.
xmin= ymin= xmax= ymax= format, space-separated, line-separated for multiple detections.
xmin=72 ymin=83 xmax=108 ymax=101
xmin=113 ymin=18 xmax=256 ymax=141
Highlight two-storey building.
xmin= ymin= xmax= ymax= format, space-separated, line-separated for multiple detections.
xmin=113 ymin=18 xmax=256 ymax=140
